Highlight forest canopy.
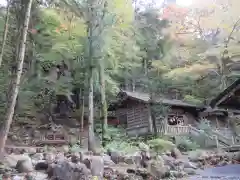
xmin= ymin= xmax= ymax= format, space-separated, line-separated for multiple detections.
xmin=0 ymin=0 xmax=240 ymax=151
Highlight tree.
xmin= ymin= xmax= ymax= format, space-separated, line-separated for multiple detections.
xmin=0 ymin=0 xmax=11 ymax=67
xmin=0 ymin=0 xmax=33 ymax=154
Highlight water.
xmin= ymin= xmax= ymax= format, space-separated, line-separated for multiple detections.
xmin=189 ymin=164 xmax=240 ymax=180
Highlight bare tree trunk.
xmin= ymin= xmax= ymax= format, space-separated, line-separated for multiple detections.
xmin=80 ymin=89 xmax=85 ymax=147
xmin=0 ymin=0 xmax=11 ymax=67
xmin=87 ymin=3 xmax=95 ymax=151
xmin=0 ymin=0 xmax=33 ymax=155
xmin=88 ymin=69 xmax=95 ymax=151
xmin=99 ymin=63 xmax=108 ymax=147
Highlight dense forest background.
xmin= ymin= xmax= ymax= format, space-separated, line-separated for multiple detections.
xmin=0 ymin=0 xmax=240 ymax=151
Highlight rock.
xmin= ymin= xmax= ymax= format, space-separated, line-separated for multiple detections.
xmin=133 ymin=152 xmax=142 ymax=168
xmin=124 ymin=155 xmax=134 ymax=165
xmin=90 ymin=156 xmax=104 ymax=177
xmin=184 ymin=168 xmax=197 ymax=175
xmin=71 ymin=153 xmax=80 ymax=163
xmin=110 ymin=151 xmax=124 ymax=164
xmin=4 ymin=154 xmax=31 ymax=168
xmin=180 ymin=160 xmax=198 ymax=169
xmin=103 ymin=166 xmax=114 ymax=179
xmin=24 ymin=174 xmax=35 ymax=180
xmin=31 ymin=153 xmax=44 ymax=161
xmin=12 ymin=175 xmax=22 ymax=180
xmin=188 ymin=150 xmax=208 ymax=162
xmin=82 ymin=158 xmax=91 ymax=169
xmin=103 ymin=154 xmax=115 ymax=165
xmin=45 ymin=153 xmax=55 ymax=163
xmin=61 ymin=145 xmax=69 ymax=153
xmin=170 ymin=170 xmax=186 ymax=178
xmin=162 ymin=154 xmax=175 ymax=169
xmin=33 ymin=171 xmax=48 ymax=180
xmin=140 ymin=151 xmax=150 ymax=168
xmin=55 ymin=152 xmax=65 ymax=163
xmin=16 ymin=159 xmax=33 ymax=173
xmin=47 ymin=161 xmax=90 ymax=180
xmin=78 ymin=162 xmax=91 ymax=175
xmin=35 ymin=161 xmax=48 ymax=171
xmin=171 ymin=147 xmax=182 ymax=159
xmin=147 ymin=160 xmax=170 ymax=178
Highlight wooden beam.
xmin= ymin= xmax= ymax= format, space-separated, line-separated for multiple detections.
xmin=215 ymin=84 xmax=240 ymax=107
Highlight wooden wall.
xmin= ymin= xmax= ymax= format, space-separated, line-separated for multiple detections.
xmin=115 ymin=99 xmax=198 ymax=136
xmin=204 ymin=114 xmax=234 ymax=138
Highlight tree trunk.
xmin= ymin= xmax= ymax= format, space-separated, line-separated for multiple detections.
xmin=0 ymin=0 xmax=33 ymax=155
xmin=144 ymin=61 xmax=157 ymax=137
xmin=0 ymin=0 xmax=11 ymax=67
xmin=80 ymin=89 xmax=85 ymax=147
xmin=87 ymin=5 xmax=95 ymax=151
xmin=88 ymin=69 xmax=95 ymax=151
xmin=150 ymin=93 xmax=158 ymax=137
xmin=99 ymin=63 xmax=108 ymax=147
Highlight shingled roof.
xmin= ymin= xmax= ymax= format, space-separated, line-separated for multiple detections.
xmin=117 ymin=90 xmax=203 ymax=109
xmin=210 ymin=78 xmax=240 ymax=108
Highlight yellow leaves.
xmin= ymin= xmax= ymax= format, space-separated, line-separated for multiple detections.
xmin=164 ymin=63 xmax=215 ymax=81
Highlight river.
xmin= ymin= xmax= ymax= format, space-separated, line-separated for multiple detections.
xmin=189 ymin=164 xmax=240 ymax=180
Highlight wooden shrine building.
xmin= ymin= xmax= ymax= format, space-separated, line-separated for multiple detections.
xmin=108 ymin=90 xmax=204 ymax=136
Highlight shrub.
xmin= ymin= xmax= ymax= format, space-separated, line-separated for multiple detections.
xmin=175 ymin=136 xmax=200 ymax=152
xmin=147 ymin=138 xmax=175 ymax=154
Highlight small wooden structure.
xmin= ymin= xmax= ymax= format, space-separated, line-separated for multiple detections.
xmin=109 ymin=90 xmax=203 ymax=136
xmin=210 ymin=78 xmax=240 ymax=114
xmin=207 ymin=79 xmax=240 ymax=144
xmin=34 ymin=132 xmax=69 ymax=146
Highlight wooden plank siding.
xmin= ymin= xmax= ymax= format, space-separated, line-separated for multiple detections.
xmin=126 ymin=104 xmax=149 ymax=129
xmin=115 ymin=99 xmax=150 ymax=136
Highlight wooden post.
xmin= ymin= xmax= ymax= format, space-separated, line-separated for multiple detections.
xmin=214 ymin=135 xmax=219 ymax=148
xmin=232 ymin=136 xmax=235 ymax=145
xmin=147 ymin=104 xmax=153 ymax=133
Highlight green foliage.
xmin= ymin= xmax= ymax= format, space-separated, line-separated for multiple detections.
xmin=1 ymin=0 xmax=240 ymax=152
xmin=147 ymin=138 xmax=175 ymax=153
xmin=175 ymin=136 xmax=200 ymax=152
xmin=183 ymin=95 xmax=203 ymax=106
xmin=96 ymin=125 xmax=139 ymax=154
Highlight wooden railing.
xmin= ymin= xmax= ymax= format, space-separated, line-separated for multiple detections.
xmin=165 ymin=125 xmax=190 ymax=135
xmin=212 ymin=130 xmax=235 ymax=146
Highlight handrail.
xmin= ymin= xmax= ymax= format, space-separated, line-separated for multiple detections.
xmin=212 ymin=130 xmax=234 ymax=145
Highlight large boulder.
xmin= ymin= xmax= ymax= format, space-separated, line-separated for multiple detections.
xmin=108 ymin=151 xmax=124 ymax=164
xmin=16 ymin=159 xmax=33 ymax=173
xmin=102 ymin=154 xmax=115 ymax=165
xmin=162 ymin=154 xmax=176 ymax=169
xmin=171 ymin=147 xmax=182 ymax=159
xmin=188 ymin=150 xmax=208 ymax=162
xmin=90 ymin=156 xmax=104 ymax=177
xmin=47 ymin=161 xmax=90 ymax=180
xmin=4 ymin=154 xmax=31 ymax=168
xmin=147 ymin=159 xmax=170 ymax=178
xmin=35 ymin=161 xmax=49 ymax=171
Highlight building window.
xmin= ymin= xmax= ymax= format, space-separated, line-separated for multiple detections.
xmin=168 ymin=115 xmax=184 ymax=125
